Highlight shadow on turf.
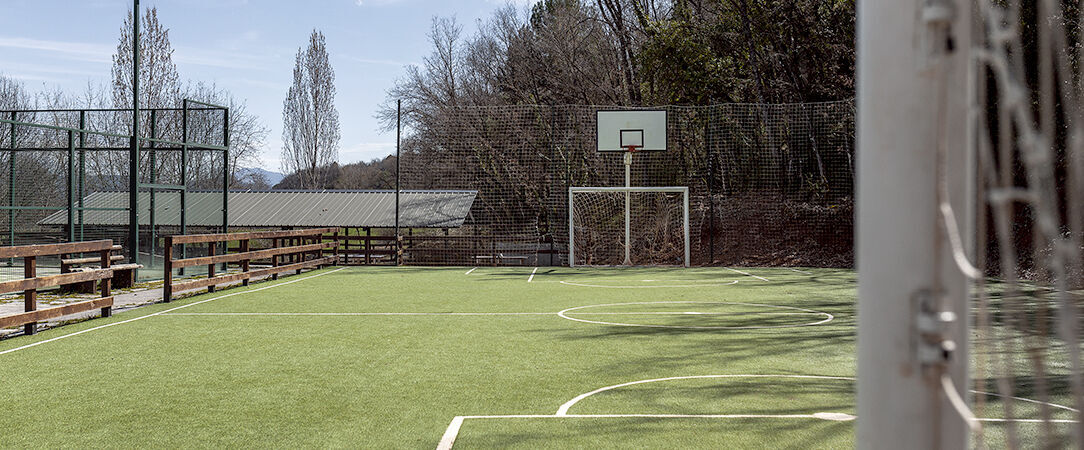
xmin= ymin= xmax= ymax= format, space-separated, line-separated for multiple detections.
xmin=462 ymin=417 xmax=854 ymax=448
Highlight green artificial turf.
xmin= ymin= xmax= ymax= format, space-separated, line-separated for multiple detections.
xmin=0 ymin=265 xmax=1052 ymax=448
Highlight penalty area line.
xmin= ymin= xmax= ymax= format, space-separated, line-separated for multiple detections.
xmin=528 ymin=267 xmax=538 ymax=282
xmin=724 ymin=267 xmax=770 ymax=282
xmin=437 ymin=412 xmax=855 ymax=450
xmin=465 ymin=267 xmax=477 ymax=275
xmin=164 ymin=312 xmax=556 ymax=316
xmin=0 ymin=267 xmax=347 ymax=357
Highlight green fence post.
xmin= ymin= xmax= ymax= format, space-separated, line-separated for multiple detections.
xmin=180 ymin=99 xmax=188 ymax=276
xmin=221 ymin=107 xmax=229 ymax=273
xmin=149 ymin=109 xmax=157 ymax=269
xmin=8 ymin=111 xmax=15 ymax=262
xmin=78 ymin=110 xmax=86 ymax=241
xmin=67 ymin=130 xmax=75 ymax=243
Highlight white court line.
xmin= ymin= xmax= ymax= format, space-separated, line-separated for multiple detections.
xmin=556 ymin=374 xmax=854 ymax=416
xmin=438 ymin=416 xmax=467 ymax=450
xmin=569 ymin=312 xmax=821 ymax=316
xmin=559 ymin=280 xmax=739 ymax=289
xmin=557 ymin=301 xmax=833 ymax=330
xmin=0 ymin=268 xmax=346 ymax=356
xmin=161 ymin=311 xmax=821 ymax=317
xmin=975 ymin=418 xmax=1079 ymax=423
xmin=437 ymin=374 xmax=1081 ymax=449
xmin=528 ymin=267 xmax=538 ymax=282
xmin=788 ymin=268 xmax=813 ymax=275
xmin=724 ymin=267 xmax=770 ymax=282
xmin=436 ymin=413 xmax=1078 ymax=449
xmin=436 ymin=412 xmax=852 ymax=449
xmin=164 ymin=312 xmax=554 ymax=316
xmin=465 ymin=267 xmax=477 ymax=275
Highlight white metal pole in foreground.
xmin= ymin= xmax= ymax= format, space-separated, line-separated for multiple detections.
xmin=568 ymin=187 xmax=575 ymax=267
xmin=624 ymin=151 xmax=632 ymax=265
xmin=683 ymin=188 xmax=690 ymax=267
xmin=857 ymin=0 xmax=972 ymax=448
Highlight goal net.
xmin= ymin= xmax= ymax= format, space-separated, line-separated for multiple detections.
xmin=569 ymin=187 xmax=689 ymax=267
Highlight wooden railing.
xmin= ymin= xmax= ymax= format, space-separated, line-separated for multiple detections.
xmin=0 ymin=240 xmax=115 ymax=335
xmin=327 ymin=234 xmax=560 ymax=266
xmin=163 ymin=228 xmax=340 ymax=301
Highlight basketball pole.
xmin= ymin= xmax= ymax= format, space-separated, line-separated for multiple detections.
xmin=624 ymin=149 xmax=632 ymax=266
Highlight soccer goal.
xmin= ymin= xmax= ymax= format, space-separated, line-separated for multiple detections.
xmin=568 ymin=186 xmax=689 ymax=267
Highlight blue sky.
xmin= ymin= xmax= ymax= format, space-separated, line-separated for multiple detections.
xmin=0 ymin=0 xmax=537 ymax=172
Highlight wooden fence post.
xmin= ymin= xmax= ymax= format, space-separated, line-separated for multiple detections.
xmin=207 ymin=241 xmax=216 ymax=293
xmin=23 ymin=256 xmax=36 ymax=335
xmin=240 ymin=238 xmax=250 ymax=286
xmin=271 ymin=238 xmax=280 ymax=280
xmin=295 ymin=237 xmax=302 ymax=275
xmin=100 ymin=247 xmax=112 ymax=317
xmin=163 ymin=236 xmax=173 ymax=302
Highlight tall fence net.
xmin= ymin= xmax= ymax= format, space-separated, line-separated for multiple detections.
xmin=965 ymin=0 xmax=1084 ymax=446
xmin=399 ymin=101 xmax=855 ymax=267
xmin=0 ymin=107 xmax=228 ymax=282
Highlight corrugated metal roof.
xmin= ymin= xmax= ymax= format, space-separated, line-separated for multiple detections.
xmin=38 ymin=190 xmax=477 ymax=228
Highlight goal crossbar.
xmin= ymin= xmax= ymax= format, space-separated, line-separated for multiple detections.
xmin=568 ymin=186 xmax=690 ymax=267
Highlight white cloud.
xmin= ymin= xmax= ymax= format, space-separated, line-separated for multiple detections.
xmin=173 ymin=45 xmax=275 ymax=71
xmin=486 ymin=0 xmax=541 ymax=6
xmin=341 ymin=142 xmax=396 ymax=163
xmin=354 ymin=0 xmax=405 ymax=6
xmin=0 ymin=36 xmax=113 ymax=63
xmin=340 ymin=55 xmax=415 ymax=67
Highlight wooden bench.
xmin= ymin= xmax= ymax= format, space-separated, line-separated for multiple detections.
xmin=0 ymin=240 xmax=116 ymax=335
xmin=473 ymin=254 xmax=529 ymax=266
xmin=60 ymin=245 xmax=143 ymax=292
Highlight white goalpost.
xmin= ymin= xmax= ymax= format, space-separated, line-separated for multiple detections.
xmin=568 ymin=186 xmax=690 ymax=267
xmin=577 ymin=110 xmax=687 ymax=267
xmin=858 ymin=0 xmax=973 ymax=448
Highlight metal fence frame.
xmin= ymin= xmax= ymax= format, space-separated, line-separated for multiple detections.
xmin=0 ymin=100 xmax=229 ymax=274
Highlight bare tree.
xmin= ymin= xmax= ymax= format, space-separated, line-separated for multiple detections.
xmin=108 ymin=7 xmax=268 ymax=189
xmin=185 ymin=81 xmax=269 ymax=188
xmin=378 ymin=17 xmax=468 ymax=132
xmin=282 ymin=29 xmax=340 ymax=189
xmin=111 ymin=6 xmax=180 ymax=111
xmin=0 ymin=75 xmax=32 ymax=111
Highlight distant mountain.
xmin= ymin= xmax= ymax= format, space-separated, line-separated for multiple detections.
xmin=237 ymin=167 xmax=285 ymax=188
xmin=273 ymin=156 xmax=397 ymax=190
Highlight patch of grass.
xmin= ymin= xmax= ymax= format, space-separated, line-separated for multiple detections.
xmin=0 ymin=265 xmax=1044 ymax=447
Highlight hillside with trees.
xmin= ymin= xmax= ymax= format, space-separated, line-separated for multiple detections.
xmin=378 ymin=0 xmax=855 ymax=131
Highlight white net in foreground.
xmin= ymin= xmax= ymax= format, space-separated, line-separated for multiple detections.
xmin=569 ymin=187 xmax=689 ymax=267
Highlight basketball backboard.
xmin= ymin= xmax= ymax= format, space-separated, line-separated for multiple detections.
xmin=596 ymin=110 xmax=667 ymax=152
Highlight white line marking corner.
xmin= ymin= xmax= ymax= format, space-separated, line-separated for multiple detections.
xmin=724 ymin=267 xmax=770 ymax=282
xmin=0 ymin=267 xmax=346 ymax=356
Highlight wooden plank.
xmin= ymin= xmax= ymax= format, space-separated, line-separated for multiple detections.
xmin=0 ymin=269 xmax=114 ymax=294
xmin=0 ymin=240 xmax=113 ymax=258
xmin=170 ymin=242 xmax=338 ymax=269
xmin=62 ymin=255 xmax=124 ymax=265
xmin=0 ymin=297 xmax=114 ymax=329
xmin=169 ymin=256 xmax=337 ymax=293
xmin=169 ymin=228 xmax=340 ymax=244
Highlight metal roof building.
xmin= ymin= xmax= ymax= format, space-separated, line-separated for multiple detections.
xmin=39 ymin=190 xmax=477 ymax=229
